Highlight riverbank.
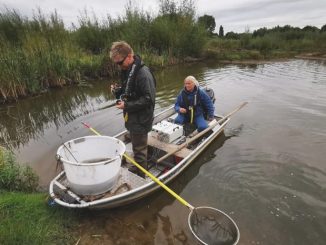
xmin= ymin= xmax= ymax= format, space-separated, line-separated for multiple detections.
xmin=204 ymin=50 xmax=326 ymax=65
xmin=294 ymin=52 xmax=326 ymax=61
xmin=1 ymin=51 xmax=324 ymax=106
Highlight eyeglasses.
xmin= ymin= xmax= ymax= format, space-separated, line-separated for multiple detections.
xmin=115 ymin=55 xmax=127 ymax=66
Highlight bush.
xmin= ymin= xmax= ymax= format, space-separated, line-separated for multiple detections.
xmin=0 ymin=147 xmax=39 ymax=192
xmin=206 ymin=38 xmax=240 ymax=50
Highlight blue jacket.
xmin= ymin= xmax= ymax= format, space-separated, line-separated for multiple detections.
xmin=174 ymin=86 xmax=215 ymax=118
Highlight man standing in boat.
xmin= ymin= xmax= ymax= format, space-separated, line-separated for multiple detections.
xmin=109 ymin=41 xmax=156 ymax=178
xmin=174 ymin=76 xmax=215 ymax=133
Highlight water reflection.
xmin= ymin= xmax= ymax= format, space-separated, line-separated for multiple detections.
xmin=0 ymin=60 xmax=266 ymax=151
xmin=0 ymin=63 xmax=219 ymax=151
xmin=0 ymin=85 xmax=112 ymax=149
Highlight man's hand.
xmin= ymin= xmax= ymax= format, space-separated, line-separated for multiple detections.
xmin=116 ymin=100 xmax=125 ymax=109
xmin=110 ymin=82 xmax=120 ymax=94
xmin=110 ymin=84 xmax=115 ymax=94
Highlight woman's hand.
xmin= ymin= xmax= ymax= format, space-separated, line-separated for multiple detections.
xmin=179 ymin=108 xmax=187 ymax=114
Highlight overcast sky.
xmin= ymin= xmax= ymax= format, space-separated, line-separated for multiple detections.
xmin=1 ymin=0 xmax=326 ymax=33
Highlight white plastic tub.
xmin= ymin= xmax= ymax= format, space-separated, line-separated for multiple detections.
xmin=57 ymin=136 xmax=126 ymax=195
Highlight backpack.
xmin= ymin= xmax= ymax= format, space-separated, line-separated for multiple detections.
xmin=201 ymin=87 xmax=215 ymax=120
xmin=204 ymin=87 xmax=216 ymax=104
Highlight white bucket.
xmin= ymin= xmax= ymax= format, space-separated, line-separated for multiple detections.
xmin=57 ymin=136 xmax=126 ymax=195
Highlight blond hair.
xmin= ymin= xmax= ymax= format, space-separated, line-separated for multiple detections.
xmin=184 ymin=75 xmax=199 ymax=87
xmin=109 ymin=41 xmax=134 ymax=59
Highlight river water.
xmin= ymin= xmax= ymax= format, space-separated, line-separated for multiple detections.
xmin=1 ymin=59 xmax=326 ymax=244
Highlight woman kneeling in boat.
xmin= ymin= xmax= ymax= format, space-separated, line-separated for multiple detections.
xmin=174 ymin=76 xmax=215 ymax=132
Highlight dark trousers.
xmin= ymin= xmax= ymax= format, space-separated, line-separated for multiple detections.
xmin=175 ymin=113 xmax=208 ymax=132
xmin=130 ymin=132 xmax=148 ymax=170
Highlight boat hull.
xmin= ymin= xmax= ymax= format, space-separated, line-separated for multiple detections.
xmin=49 ymin=106 xmax=229 ymax=209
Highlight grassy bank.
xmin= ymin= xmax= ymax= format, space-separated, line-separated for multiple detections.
xmin=0 ymin=147 xmax=77 ymax=244
xmin=0 ymin=192 xmax=77 ymax=245
xmin=203 ymin=26 xmax=326 ymax=61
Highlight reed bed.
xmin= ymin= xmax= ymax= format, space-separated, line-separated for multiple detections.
xmin=0 ymin=1 xmax=207 ymax=103
xmin=1 ymin=2 xmax=325 ymax=103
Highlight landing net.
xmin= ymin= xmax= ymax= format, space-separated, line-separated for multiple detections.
xmin=188 ymin=207 xmax=239 ymax=245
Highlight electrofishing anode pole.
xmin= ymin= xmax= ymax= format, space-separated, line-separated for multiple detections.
xmin=81 ymin=121 xmax=194 ymax=210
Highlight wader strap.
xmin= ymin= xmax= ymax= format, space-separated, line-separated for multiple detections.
xmin=182 ymin=91 xmax=196 ymax=124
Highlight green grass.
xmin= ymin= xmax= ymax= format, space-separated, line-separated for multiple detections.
xmin=0 ymin=147 xmax=78 ymax=244
xmin=0 ymin=191 xmax=77 ymax=245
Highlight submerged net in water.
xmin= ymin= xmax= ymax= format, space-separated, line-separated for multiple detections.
xmin=188 ymin=207 xmax=239 ymax=245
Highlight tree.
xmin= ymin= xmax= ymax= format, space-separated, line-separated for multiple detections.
xmin=302 ymin=25 xmax=319 ymax=32
xmin=219 ymin=25 xmax=224 ymax=37
xmin=253 ymin=27 xmax=268 ymax=37
xmin=198 ymin=14 xmax=216 ymax=35
xmin=321 ymin=24 xmax=326 ymax=32
xmin=158 ymin=0 xmax=195 ymax=18
xmin=225 ymin=31 xmax=240 ymax=39
xmin=158 ymin=0 xmax=177 ymax=17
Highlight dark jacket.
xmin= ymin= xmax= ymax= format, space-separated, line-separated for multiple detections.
xmin=174 ymin=86 xmax=214 ymax=119
xmin=115 ymin=55 xmax=156 ymax=133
